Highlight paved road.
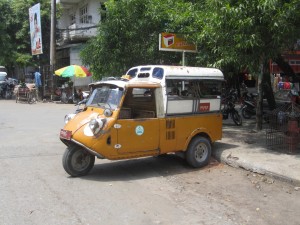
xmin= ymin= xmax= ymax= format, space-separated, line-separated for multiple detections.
xmin=0 ymin=100 xmax=299 ymax=225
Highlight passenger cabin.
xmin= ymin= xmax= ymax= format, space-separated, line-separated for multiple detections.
xmin=126 ymin=65 xmax=224 ymax=116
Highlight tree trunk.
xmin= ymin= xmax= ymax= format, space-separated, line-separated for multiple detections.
xmin=256 ymin=59 xmax=275 ymax=130
xmin=262 ymin=70 xmax=276 ymax=110
xmin=256 ymin=67 xmax=263 ymax=131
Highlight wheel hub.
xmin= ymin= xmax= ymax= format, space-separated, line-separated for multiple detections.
xmin=195 ymin=143 xmax=208 ymax=162
xmin=72 ymin=151 xmax=91 ymax=171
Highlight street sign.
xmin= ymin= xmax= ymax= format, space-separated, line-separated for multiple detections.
xmin=159 ymin=33 xmax=197 ymax=53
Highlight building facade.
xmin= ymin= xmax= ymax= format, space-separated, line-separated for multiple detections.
xmin=56 ymin=0 xmax=106 ymax=88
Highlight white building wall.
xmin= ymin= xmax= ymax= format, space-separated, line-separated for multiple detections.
xmin=57 ymin=0 xmax=101 ymax=29
xmin=70 ymin=45 xmax=92 ymax=89
xmin=87 ymin=0 xmax=101 ymax=23
xmin=56 ymin=0 xmax=103 ymax=89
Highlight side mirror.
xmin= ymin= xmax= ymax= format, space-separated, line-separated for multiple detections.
xmin=76 ymin=98 xmax=88 ymax=106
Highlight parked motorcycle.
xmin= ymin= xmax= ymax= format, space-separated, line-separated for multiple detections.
xmin=55 ymin=86 xmax=89 ymax=104
xmin=241 ymin=100 xmax=256 ymax=119
xmin=242 ymin=90 xmax=257 ymax=102
xmin=222 ymin=88 xmax=238 ymax=104
xmin=67 ymin=87 xmax=89 ymax=104
xmin=0 ymin=83 xmax=6 ymax=98
xmin=240 ymin=98 xmax=272 ymax=123
xmin=222 ymin=96 xmax=243 ymax=126
xmin=0 ymin=78 xmax=15 ymax=99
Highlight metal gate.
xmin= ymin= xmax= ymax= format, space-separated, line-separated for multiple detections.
xmin=266 ymin=100 xmax=300 ymax=153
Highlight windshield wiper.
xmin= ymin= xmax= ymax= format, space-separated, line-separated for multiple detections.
xmin=97 ymin=102 xmax=112 ymax=109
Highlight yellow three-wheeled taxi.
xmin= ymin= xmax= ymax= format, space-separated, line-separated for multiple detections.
xmin=60 ymin=65 xmax=224 ymax=176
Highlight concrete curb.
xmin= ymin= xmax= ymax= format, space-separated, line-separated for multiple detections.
xmin=212 ymin=148 xmax=300 ymax=186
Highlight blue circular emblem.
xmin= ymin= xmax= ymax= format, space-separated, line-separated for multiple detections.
xmin=135 ymin=125 xmax=144 ymax=136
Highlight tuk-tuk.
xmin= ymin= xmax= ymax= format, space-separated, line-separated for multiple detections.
xmin=60 ymin=65 xmax=224 ymax=177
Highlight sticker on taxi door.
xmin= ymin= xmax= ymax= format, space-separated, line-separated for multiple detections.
xmin=135 ymin=125 xmax=144 ymax=136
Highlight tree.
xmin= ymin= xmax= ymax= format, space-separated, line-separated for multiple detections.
xmin=180 ymin=0 xmax=300 ymax=130
xmin=81 ymin=0 xmax=193 ymax=79
xmin=81 ymin=0 xmax=300 ymax=130
xmin=0 ymin=0 xmax=51 ymax=74
xmin=0 ymin=0 xmax=16 ymax=69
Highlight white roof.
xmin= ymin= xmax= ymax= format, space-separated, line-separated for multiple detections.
xmin=89 ymin=80 xmax=127 ymax=89
xmin=127 ymin=65 xmax=224 ymax=80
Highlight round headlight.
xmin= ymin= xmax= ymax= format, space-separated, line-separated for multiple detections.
xmin=64 ymin=114 xmax=76 ymax=124
xmin=104 ymin=108 xmax=113 ymax=117
xmin=89 ymin=118 xmax=106 ymax=135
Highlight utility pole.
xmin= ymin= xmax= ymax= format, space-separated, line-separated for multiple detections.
xmin=50 ymin=0 xmax=56 ymax=66
xmin=50 ymin=0 xmax=56 ymax=95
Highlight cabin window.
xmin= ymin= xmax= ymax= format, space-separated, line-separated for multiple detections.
xmin=137 ymin=73 xmax=150 ymax=78
xmin=152 ymin=68 xmax=164 ymax=79
xmin=166 ymin=79 xmax=222 ymax=98
xmin=119 ymin=88 xmax=156 ymax=119
xmin=166 ymin=79 xmax=222 ymax=115
xmin=126 ymin=68 xmax=138 ymax=78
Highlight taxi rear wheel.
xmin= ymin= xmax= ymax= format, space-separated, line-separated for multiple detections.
xmin=62 ymin=146 xmax=95 ymax=177
xmin=186 ymin=136 xmax=211 ymax=168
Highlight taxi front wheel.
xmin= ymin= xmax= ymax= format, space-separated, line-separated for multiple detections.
xmin=186 ymin=136 xmax=211 ymax=168
xmin=62 ymin=146 xmax=95 ymax=177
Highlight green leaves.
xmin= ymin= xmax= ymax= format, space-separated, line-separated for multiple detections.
xmin=80 ymin=0 xmax=300 ymax=79
xmin=81 ymin=0 xmax=184 ymax=79
xmin=188 ymin=0 xmax=300 ymax=72
xmin=0 ymin=0 xmax=51 ymax=69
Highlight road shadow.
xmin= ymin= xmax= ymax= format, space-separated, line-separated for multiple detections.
xmin=78 ymin=154 xmax=221 ymax=182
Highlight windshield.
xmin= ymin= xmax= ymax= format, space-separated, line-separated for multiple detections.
xmin=86 ymin=85 xmax=124 ymax=110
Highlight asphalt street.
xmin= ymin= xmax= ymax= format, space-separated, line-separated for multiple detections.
xmin=1 ymin=100 xmax=299 ymax=225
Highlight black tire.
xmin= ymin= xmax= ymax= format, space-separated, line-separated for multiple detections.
xmin=186 ymin=136 xmax=211 ymax=168
xmin=62 ymin=146 xmax=95 ymax=177
xmin=231 ymin=110 xmax=243 ymax=126
xmin=241 ymin=107 xmax=252 ymax=119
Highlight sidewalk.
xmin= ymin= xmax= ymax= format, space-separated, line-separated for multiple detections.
xmin=213 ymin=118 xmax=300 ymax=186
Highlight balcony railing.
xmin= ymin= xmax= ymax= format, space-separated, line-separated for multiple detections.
xmin=57 ymin=23 xmax=98 ymax=45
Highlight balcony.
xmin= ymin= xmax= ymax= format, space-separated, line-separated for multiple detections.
xmin=57 ymin=23 xmax=97 ymax=46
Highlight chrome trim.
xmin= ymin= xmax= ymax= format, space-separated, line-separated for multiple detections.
xmin=71 ymin=139 xmax=105 ymax=159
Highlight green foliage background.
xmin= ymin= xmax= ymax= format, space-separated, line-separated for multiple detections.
xmin=81 ymin=0 xmax=199 ymax=79
xmin=0 ymin=0 xmax=51 ymax=71
xmin=81 ymin=0 xmax=300 ymax=80
xmin=0 ymin=0 xmax=299 ymax=82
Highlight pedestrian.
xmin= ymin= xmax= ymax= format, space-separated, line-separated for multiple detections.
xmin=78 ymin=89 xmax=83 ymax=101
xmin=34 ymin=69 xmax=42 ymax=100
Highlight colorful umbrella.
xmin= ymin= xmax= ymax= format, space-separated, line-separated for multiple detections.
xmin=54 ymin=65 xmax=92 ymax=78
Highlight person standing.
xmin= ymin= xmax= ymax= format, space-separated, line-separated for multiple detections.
xmin=34 ymin=69 xmax=42 ymax=100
